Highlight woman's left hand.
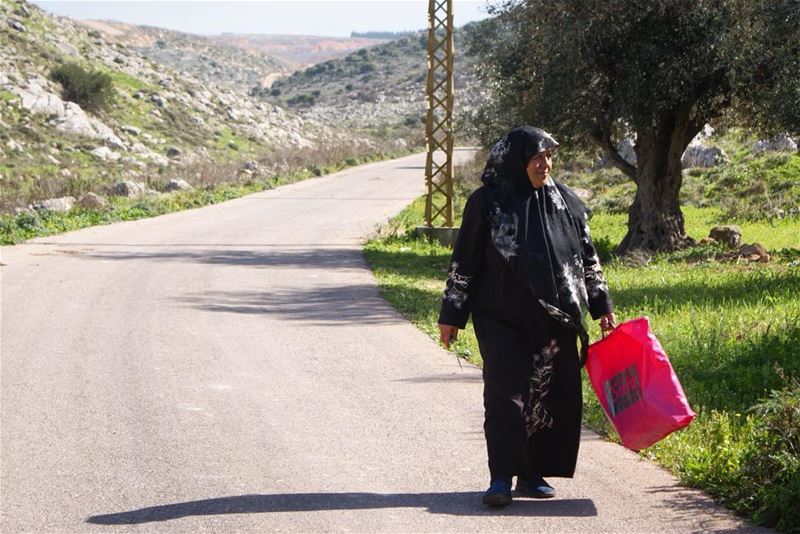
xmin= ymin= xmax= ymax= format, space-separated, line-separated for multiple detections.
xmin=599 ymin=313 xmax=617 ymax=334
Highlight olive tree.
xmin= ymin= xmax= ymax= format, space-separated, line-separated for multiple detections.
xmin=467 ymin=0 xmax=800 ymax=252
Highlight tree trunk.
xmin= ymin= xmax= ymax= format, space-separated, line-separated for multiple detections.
xmin=617 ymin=118 xmax=698 ymax=254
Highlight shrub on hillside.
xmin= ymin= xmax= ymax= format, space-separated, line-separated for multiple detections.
xmin=49 ymin=62 xmax=114 ymax=112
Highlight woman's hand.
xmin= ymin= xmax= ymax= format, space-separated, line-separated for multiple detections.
xmin=599 ymin=313 xmax=617 ymax=335
xmin=438 ymin=324 xmax=459 ymax=349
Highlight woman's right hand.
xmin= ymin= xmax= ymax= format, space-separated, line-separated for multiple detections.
xmin=438 ymin=324 xmax=459 ymax=349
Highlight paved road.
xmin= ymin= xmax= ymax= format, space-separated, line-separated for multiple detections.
xmin=1 ymin=151 xmax=765 ymax=533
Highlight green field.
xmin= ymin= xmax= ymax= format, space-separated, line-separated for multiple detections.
xmin=364 ymin=194 xmax=800 ymax=532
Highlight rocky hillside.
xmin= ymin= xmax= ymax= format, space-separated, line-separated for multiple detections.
xmin=212 ymin=34 xmax=391 ymax=72
xmin=76 ymin=19 xmax=291 ymax=92
xmin=258 ymin=26 xmax=485 ymax=139
xmin=0 ymin=0 xmax=354 ymax=211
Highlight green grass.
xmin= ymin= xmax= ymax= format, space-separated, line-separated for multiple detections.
xmin=106 ymin=70 xmax=158 ymax=94
xmin=589 ymin=207 xmax=800 ymax=255
xmin=364 ymin=196 xmax=800 ymax=532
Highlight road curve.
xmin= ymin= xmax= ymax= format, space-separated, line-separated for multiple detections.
xmin=1 ymin=151 xmax=764 ymax=533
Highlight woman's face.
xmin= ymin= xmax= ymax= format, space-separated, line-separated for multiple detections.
xmin=526 ymin=150 xmax=553 ymax=185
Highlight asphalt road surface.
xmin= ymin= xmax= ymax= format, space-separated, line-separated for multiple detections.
xmin=1 ymin=151 xmax=766 ymax=533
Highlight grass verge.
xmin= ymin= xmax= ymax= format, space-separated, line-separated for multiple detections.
xmin=0 ymin=149 xmax=408 ymax=245
xmin=364 ymin=187 xmax=800 ymax=532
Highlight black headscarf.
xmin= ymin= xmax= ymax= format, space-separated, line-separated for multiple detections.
xmin=481 ymin=125 xmax=592 ymax=362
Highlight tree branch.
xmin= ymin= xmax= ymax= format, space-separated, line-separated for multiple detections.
xmin=589 ymin=127 xmax=638 ymax=183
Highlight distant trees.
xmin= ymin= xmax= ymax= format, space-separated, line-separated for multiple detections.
xmin=468 ymin=0 xmax=800 ymax=252
xmin=50 ymin=62 xmax=115 ymax=113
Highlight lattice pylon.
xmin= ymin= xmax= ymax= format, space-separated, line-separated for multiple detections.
xmin=424 ymin=0 xmax=455 ymax=228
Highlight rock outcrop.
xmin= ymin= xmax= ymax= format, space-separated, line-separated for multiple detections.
xmin=709 ymin=225 xmax=742 ymax=247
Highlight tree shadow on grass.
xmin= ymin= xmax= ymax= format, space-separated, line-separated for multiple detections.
xmin=86 ymin=492 xmax=598 ymax=524
xmin=363 ymin=247 xmax=451 ymax=280
xmin=367 ymin=247 xmax=800 ymax=313
xmin=611 ymin=268 xmax=800 ymax=311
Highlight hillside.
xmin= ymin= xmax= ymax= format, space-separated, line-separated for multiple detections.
xmin=0 ymin=0 xmax=356 ymax=211
xmin=0 ymin=0 xmax=490 ymax=215
xmin=212 ymin=33 xmax=391 ymax=71
xmin=75 ymin=19 xmax=291 ymax=92
xmin=256 ymin=26 xmax=484 ymax=140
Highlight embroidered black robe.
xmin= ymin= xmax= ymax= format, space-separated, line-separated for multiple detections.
xmin=437 ymin=128 xmax=613 ymax=480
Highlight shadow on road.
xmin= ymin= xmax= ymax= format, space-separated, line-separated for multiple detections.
xmin=81 ymin=247 xmax=368 ymax=270
xmin=174 ymin=286 xmax=404 ymax=325
xmin=86 ymin=493 xmax=597 ymax=524
xmin=396 ymin=373 xmax=483 ymax=384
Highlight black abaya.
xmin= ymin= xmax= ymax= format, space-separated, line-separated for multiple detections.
xmin=437 ymin=126 xmax=613 ymax=481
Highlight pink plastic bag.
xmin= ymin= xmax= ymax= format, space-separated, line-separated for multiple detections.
xmin=586 ymin=316 xmax=695 ymax=451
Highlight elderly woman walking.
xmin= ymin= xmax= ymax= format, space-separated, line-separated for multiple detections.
xmin=437 ymin=126 xmax=616 ymax=506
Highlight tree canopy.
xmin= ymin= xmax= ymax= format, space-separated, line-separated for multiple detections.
xmin=467 ymin=0 xmax=800 ymax=251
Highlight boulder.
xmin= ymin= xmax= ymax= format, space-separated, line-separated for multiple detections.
xmin=142 ymin=153 xmax=169 ymax=167
xmin=78 ymin=192 xmax=107 ymax=209
xmin=682 ymin=145 xmax=729 ymax=168
xmin=165 ymin=179 xmax=192 ymax=192
xmin=12 ymin=80 xmax=66 ymax=116
xmin=90 ymin=146 xmax=120 ymax=161
xmin=618 ymin=138 xmax=637 ymax=166
xmin=130 ymin=142 xmax=148 ymax=154
xmin=150 ymin=93 xmax=166 ymax=107
xmin=120 ymin=156 xmax=147 ymax=169
xmin=31 ymin=196 xmax=75 ymax=212
xmin=54 ymin=103 xmax=94 ymax=136
xmin=688 ymin=124 xmax=715 ymax=145
xmin=754 ymin=134 xmax=798 ymax=154
xmin=166 ymin=146 xmax=182 ymax=158
xmin=709 ymin=225 xmax=742 ymax=247
xmin=592 ymin=138 xmax=636 ymax=169
xmin=111 ymin=181 xmax=148 ymax=197
xmin=121 ymin=125 xmax=141 ymax=136
xmin=739 ymin=243 xmax=769 ymax=263
xmin=53 ymin=102 xmax=125 ymax=148
xmin=9 ymin=20 xmax=27 ymax=32
xmin=7 ymin=139 xmax=24 ymax=152
xmin=243 ymin=160 xmax=259 ymax=171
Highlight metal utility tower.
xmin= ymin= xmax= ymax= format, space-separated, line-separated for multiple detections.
xmin=423 ymin=0 xmax=455 ymax=228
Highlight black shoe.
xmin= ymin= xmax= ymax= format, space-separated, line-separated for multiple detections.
xmin=482 ymin=478 xmax=512 ymax=506
xmin=515 ymin=474 xmax=556 ymax=499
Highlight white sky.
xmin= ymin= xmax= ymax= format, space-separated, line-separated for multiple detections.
xmin=31 ymin=1 xmax=492 ymax=37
